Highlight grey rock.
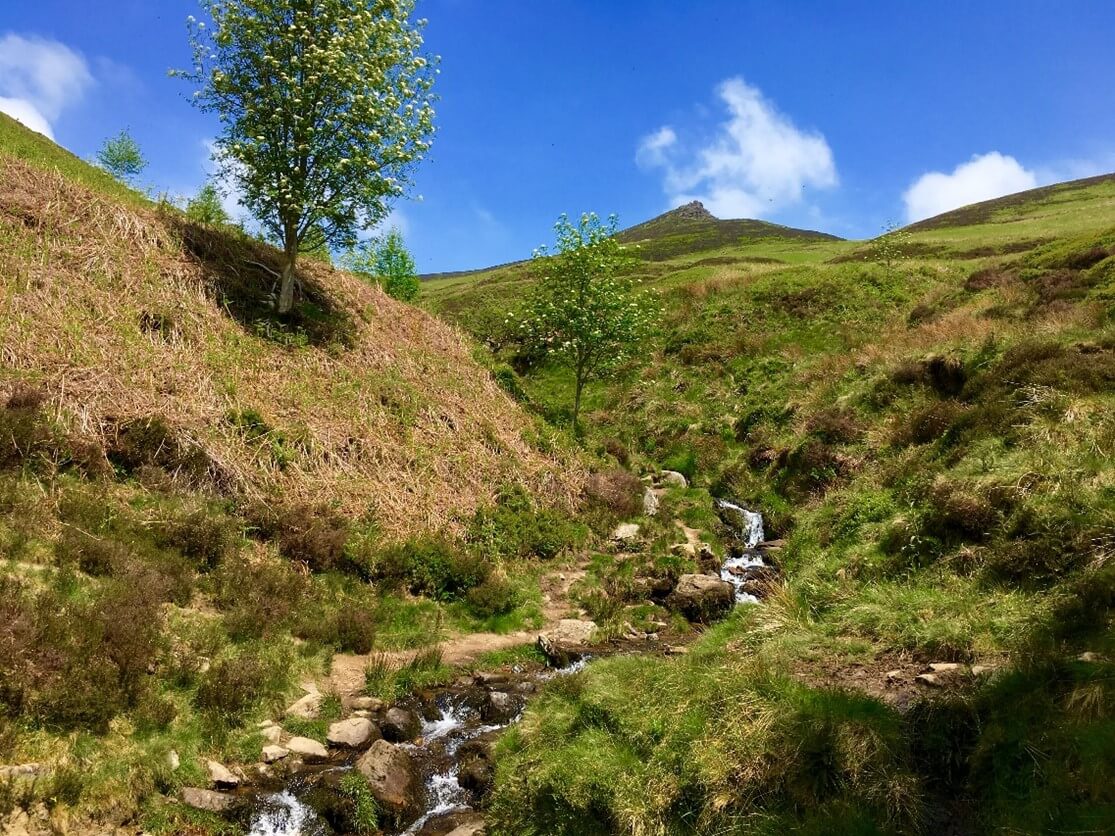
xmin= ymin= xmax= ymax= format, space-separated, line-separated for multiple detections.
xmin=206 ymin=759 xmax=239 ymax=789
xmin=643 ymin=487 xmax=660 ymax=517
xmin=666 ymin=574 xmax=734 ymax=623
xmin=659 ymin=470 xmax=689 ymax=488
xmin=261 ymin=745 xmax=289 ymax=764
xmin=181 ymin=787 xmax=235 ymax=813
xmin=327 ymin=717 xmax=379 ymax=749
xmin=284 ymin=692 xmax=323 ymax=720
xmin=537 ymin=618 xmax=597 ymax=667
xmin=286 ymin=736 xmax=328 ymax=762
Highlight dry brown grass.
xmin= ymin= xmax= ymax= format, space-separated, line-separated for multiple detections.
xmin=0 ymin=156 xmax=584 ymax=533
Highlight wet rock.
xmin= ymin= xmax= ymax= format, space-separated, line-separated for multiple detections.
xmin=350 ymin=695 xmax=385 ymax=712
xmin=286 ymin=736 xmax=329 ymax=762
xmin=445 ymin=820 xmax=488 ymax=836
xmin=181 ymin=787 xmax=235 ymax=813
xmin=206 ymin=759 xmax=239 ymax=789
xmin=537 ymin=618 xmax=597 ymax=666
xmin=659 ymin=470 xmax=688 ymax=488
xmin=356 ymin=739 xmax=419 ymax=815
xmin=457 ymin=732 xmax=498 ymax=798
xmin=327 ymin=717 xmax=379 ymax=749
xmin=480 ymin=690 xmax=521 ymax=724
xmin=666 ymin=574 xmax=734 ymax=623
xmin=261 ymin=745 xmax=289 ymax=764
xmin=382 ymin=706 xmax=421 ymax=742
xmin=643 ymin=487 xmax=660 ymax=517
xmin=284 ymin=692 xmax=323 ymax=720
xmin=611 ymin=522 xmax=641 ymax=544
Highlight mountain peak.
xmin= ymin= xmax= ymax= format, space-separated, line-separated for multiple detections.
xmin=666 ymin=200 xmax=716 ymax=222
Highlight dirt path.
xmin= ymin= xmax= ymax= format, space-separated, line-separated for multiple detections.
xmin=328 ymin=563 xmax=588 ymax=697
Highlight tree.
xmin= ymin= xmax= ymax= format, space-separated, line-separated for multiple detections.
xmin=175 ymin=0 xmax=436 ymax=314
xmin=185 ymin=182 xmax=230 ymax=225
xmin=869 ymin=220 xmax=912 ymax=270
xmin=97 ymin=130 xmax=147 ymax=184
xmin=341 ymin=227 xmax=420 ymax=301
xmin=514 ymin=213 xmax=658 ymax=434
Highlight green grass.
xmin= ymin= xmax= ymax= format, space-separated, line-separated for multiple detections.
xmin=0 ymin=112 xmax=149 ymax=207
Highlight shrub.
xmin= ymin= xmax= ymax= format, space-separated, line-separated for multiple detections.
xmin=661 ymin=447 xmax=698 ymax=479
xmin=467 ymin=487 xmax=581 ymax=561
xmin=491 ymin=365 xmax=529 ymax=402
xmin=213 ymin=557 xmax=307 ymax=639
xmin=273 ymin=503 xmax=350 ymax=573
xmin=106 ymin=416 xmax=213 ymax=485
xmin=194 ymin=647 xmax=288 ymax=722
xmin=376 ymin=535 xmax=487 ymax=600
xmin=297 ymin=602 xmax=377 ymax=654
xmin=804 ymin=407 xmax=863 ymax=444
xmin=584 ymin=469 xmax=644 ymax=519
xmin=922 ymin=480 xmax=1001 ymax=543
xmin=163 ymin=506 xmax=239 ymax=571
xmin=775 ymin=439 xmax=850 ymax=499
xmin=891 ymin=355 xmax=967 ymax=397
xmin=466 ymin=574 xmax=521 ymax=618
xmin=891 ymin=400 xmax=968 ymax=447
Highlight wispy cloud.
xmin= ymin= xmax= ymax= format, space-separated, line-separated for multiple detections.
xmin=636 ymin=77 xmax=837 ymax=219
xmin=0 ymin=33 xmax=94 ymax=140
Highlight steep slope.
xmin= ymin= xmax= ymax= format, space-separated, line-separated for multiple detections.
xmin=0 ymin=146 xmax=582 ymax=535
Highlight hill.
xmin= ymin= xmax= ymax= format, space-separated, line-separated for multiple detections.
xmin=0 ymin=115 xmax=581 ymax=534
xmin=429 ymin=176 xmax=1115 ymax=833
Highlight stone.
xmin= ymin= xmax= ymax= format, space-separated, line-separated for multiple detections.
xmin=666 ymin=574 xmax=734 ymax=623
xmin=206 ymin=759 xmax=239 ymax=789
xmin=286 ymin=736 xmax=329 ymax=762
xmin=381 ymin=707 xmax=421 ymax=743
xmin=327 ymin=717 xmax=379 ymax=749
xmin=971 ymin=664 xmax=997 ymax=677
xmin=665 ymin=645 xmax=689 ymax=656
xmin=356 ymin=740 xmax=418 ymax=815
xmin=166 ymin=750 xmax=180 ymax=771
xmin=916 ymin=673 xmax=942 ymax=687
xmin=659 ymin=470 xmax=689 ymax=488
xmin=885 ymin=669 xmax=906 ymax=683
xmin=928 ymin=662 xmax=963 ymax=673
xmin=611 ymin=522 xmax=641 ymax=544
xmin=0 ymin=764 xmax=40 ymax=780
xmin=350 ymin=696 xmax=385 ymax=712
xmin=1078 ymin=651 xmax=1104 ymax=663
xmin=537 ymin=618 xmax=597 ymax=667
xmin=643 ymin=487 xmax=660 ymax=517
xmin=480 ymin=691 xmax=520 ymax=724
xmin=181 ymin=787 xmax=235 ymax=813
xmin=261 ymin=723 xmax=283 ymax=745
xmin=261 ymin=745 xmax=289 ymax=764
xmin=670 ymin=542 xmax=696 ymax=557
xmin=284 ymin=692 xmax=323 ymax=720
xmin=457 ymin=733 xmax=498 ymax=798
xmin=445 ymin=820 xmax=488 ymax=836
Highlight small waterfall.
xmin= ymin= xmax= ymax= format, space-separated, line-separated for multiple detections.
xmin=714 ymin=499 xmax=767 ymax=603
xmin=401 ymin=767 xmax=470 ymax=835
xmin=248 ymin=791 xmax=322 ymax=836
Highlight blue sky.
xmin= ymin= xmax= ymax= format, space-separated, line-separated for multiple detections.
xmin=2 ymin=0 xmax=1113 ymax=272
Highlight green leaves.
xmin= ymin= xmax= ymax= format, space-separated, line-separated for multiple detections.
xmin=340 ymin=227 xmax=420 ymax=301
xmin=516 ymin=213 xmax=659 ymax=429
xmin=175 ymin=0 xmax=436 ymax=264
xmin=96 ymin=129 xmax=147 ymax=184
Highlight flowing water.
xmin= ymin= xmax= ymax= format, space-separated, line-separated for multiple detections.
xmin=243 ymin=501 xmax=767 ymax=834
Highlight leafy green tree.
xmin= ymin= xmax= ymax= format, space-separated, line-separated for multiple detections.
xmin=97 ymin=129 xmax=147 ymax=184
xmin=185 ymin=182 xmax=230 ymax=225
xmin=341 ymin=227 xmax=420 ymax=301
xmin=175 ymin=0 xmax=437 ymax=315
xmin=514 ymin=213 xmax=658 ymax=434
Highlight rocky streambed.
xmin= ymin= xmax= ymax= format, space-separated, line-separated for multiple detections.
xmin=182 ymin=499 xmax=775 ymax=835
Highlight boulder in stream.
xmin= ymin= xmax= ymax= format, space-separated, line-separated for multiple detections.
xmin=480 ymin=690 xmax=521 ymax=724
xmin=205 ymin=759 xmax=239 ymax=789
xmin=382 ymin=706 xmax=421 ymax=742
xmin=457 ymin=730 xmax=499 ymax=798
xmin=537 ymin=618 xmax=597 ymax=667
xmin=286 ymin=736 xmax=329 ymax=762
xmin=356 ymin=739 xmax=419 ymax=816
xmin=666 ymin=574 xmax=734 ymax=623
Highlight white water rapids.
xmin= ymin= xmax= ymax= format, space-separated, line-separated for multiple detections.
xmin=714 ymin=499 xmax=767 ymax=603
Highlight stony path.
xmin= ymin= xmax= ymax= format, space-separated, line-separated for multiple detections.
xmin=328 ymin=562 xmax=588 ymax=698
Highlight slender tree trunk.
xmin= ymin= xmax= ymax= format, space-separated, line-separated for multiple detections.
xmin=278 ymin=237 xmax=298 ymax=315
xmin=572 ymin=370 xmax=585 ymax=437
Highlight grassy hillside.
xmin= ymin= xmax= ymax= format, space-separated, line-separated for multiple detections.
xmin=0 ymin=117 xmax=597 ymax=830
xmin=427 ymin=180 xmax=1115 ymax=833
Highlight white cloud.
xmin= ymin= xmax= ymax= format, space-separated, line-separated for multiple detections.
xmin=0 ymin=33 xmax=93 ymax=139
xmin=903 ymin=152 xmax=1038 ymax=222
xmin=637 ymin=77 xmax=837 ymax=218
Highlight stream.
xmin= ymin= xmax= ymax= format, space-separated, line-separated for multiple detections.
xmin=239 ymin=503 xmax=766 ymax=835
